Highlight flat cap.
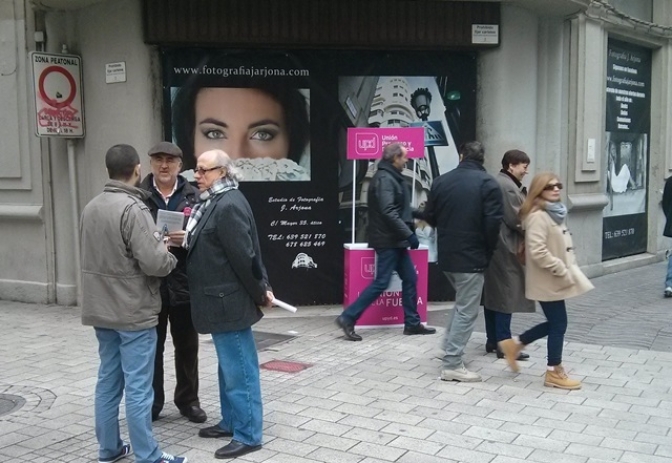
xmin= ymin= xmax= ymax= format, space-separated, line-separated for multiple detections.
xmin=148 ymin=141 xmax=183 ymax=158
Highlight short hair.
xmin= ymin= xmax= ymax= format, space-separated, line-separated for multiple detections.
xmin=203 ymin=149 xmax=244 ymax=182
xmin=501 ymin=149 xmax=530 ymax=170
xmin=459 ymin=141 xmax=485 ymax=164
xmin=171 ymin=54 xmax=310 ymax=170
xmin=382 ymin=143 xmax=404 ymax=162
xmin=105 ymin=144 xmax=139 ymax=180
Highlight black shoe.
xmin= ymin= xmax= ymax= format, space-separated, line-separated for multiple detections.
xmin=496 ymin=348 xmax=529 ymax=361
xmin=215 ymin=440 xmax=261 ymax=459
xmin=152 ymin=406 xmax=162 ymax=422
xmin=403 ymin=324 xmax=437 ymax=335
xmin=335 ymin=315 xmax=362 ymax=341
xmin=485 ymin=342 xmax=497 ymax=354
xmin=199 ymin=425 xmax=234 ymax=439
xmin=180 ymin=405 xmax=207 ymax=423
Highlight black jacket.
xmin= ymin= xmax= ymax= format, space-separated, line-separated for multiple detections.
xmin=140 ymin=174 xmax=198 ymax=307
xmin=418 ymin=159 xmax=503 ymax=273
xmin=186 ymin=189 xmax=270 ymax=334
xmin=367 ymin=160 xmax=415 ymax=249
xmin=664 ymin=176 xmax=672 ymax=237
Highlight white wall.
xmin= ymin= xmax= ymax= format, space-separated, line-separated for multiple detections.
xmin=42 ymin=0 xmax=160 ymax=304
xmin=477 ymin=5 xmax=539 ymax=174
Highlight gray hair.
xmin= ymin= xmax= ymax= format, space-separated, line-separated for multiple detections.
xmin=382 ymin=143 xmax=404 ymax=162
xmin=208 ymin=149 xmax=243 ymax=181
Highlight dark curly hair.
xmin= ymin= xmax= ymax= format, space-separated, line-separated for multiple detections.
xmin=171 ymin=59 xmax=310 ymax=170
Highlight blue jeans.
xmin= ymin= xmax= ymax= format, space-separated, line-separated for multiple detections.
xmin=518 ymin=300 xmax=567 ymax=366
xmin=483 ymin=308 xmax=512 ymax=344
xmin=342 ymin=248 xmax=420 ymax=327
xmin=95 ymin=328 xmax=162 ymax=463
xmin=441 ymin=272 xmax=484 ymax=369
xmin=666 ymin=255 xmax=672 ymax=288
xmin=211 ymin=329 xmax=263 ymax=446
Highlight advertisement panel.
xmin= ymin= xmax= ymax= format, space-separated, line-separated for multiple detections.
xmin=163 ymin=49 xmax=475 ymax=304
xmin=603 ymin=40 xmax=651 ymax=260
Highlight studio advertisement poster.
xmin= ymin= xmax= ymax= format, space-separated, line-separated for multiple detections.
xmin=603 ymin=39 xmax=651 ymax=261
xmin=162 ymin=49 xmax=476 ymax=304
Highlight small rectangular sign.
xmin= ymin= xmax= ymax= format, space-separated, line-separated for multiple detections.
xmin=30 ymin=51 xmax=85 ymax=138
xmin=106 ymin=61 xmax=127 ymax=83
xmin=346 ymin=127 xmax=425 ymax=160
xmin=472 ymin=24 xmax=499 ymax=44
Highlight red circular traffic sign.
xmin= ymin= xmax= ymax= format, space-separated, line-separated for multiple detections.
xmin=38 ymin=66 xmax=77 ymax=109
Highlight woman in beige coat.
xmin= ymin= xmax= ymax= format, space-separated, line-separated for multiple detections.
xmin=499 ymin=172 xmax=593 ymax=390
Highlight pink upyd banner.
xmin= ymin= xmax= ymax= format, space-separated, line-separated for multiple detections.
xmin=343 ymin=244 xmax=428 ymax=327
xmin=347 ymin=127 xmax=425 ymax=160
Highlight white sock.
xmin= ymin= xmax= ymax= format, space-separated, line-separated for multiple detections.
xmin=547 ymin=366 xmax=555 ymax=371
xmin=513 ymin=336 xmax=521 ymax=345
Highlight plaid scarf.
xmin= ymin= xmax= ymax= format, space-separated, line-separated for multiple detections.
xmin=183 ymin=177 xmax=239 ymax=249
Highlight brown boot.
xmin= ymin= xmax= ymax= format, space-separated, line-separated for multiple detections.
xmin=498 ymin=338 xmax=523 ymax=372
xmin=544 ymin=364 xmax=581 ymax=390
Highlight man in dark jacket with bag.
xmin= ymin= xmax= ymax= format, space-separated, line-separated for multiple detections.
xmin=662 ymin=175 xmax=672 ymax=297
xmin=419 ymin=141 xmax=503 ymax=382
xmin=335 ymin=143 xmax=436 ymax=341
xmin=140 ymin=142 xmax=206 ymax=424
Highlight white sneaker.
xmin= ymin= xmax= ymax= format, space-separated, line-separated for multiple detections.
xmin=440 ymin=365 xmax=482 ymax=382
xmin=665 ymin=287 xmax=672 ymax=298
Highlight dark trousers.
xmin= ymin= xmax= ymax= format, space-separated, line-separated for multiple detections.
xmin=518 ymin=300 xmax=567 ymax=366
xmin=483 ymin=307 xmax=512 ymax=344
xmin=342 ymin=248 xmax=421 ymax=328
xmin=153 ymin=302 xmax=200 ymax=413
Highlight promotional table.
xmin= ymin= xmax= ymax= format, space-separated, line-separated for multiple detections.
xmin=343 ymin=243 xmax=428 ymax=328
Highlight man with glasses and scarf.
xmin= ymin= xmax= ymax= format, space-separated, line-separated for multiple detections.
xmin=184 ymin=149 xmax=273 ymax=460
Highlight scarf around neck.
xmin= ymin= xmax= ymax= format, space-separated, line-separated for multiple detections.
xmin=183 ymin=177 xmax=239 ymax=249
xmin=545 ymin=201 xmax=567 ymax=224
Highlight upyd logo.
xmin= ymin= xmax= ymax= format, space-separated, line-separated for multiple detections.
xmin=361 ymin=257 xmax=375 ymax=279
xmin=355 ymin=133 xmax=378 ymax=156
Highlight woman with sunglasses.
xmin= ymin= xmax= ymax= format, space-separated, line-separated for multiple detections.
xmin=499 ymin=173 xmax=593 ymax=390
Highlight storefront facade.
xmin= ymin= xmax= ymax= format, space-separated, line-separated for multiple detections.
xmin=2 ymin=0 xmax=672 ymax=305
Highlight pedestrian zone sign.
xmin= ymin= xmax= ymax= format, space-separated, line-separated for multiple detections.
xmin=30 ymin=52 xmax=85 ymax=138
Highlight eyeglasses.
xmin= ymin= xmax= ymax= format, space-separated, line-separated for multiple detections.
xmin=543 ymin=183 xmax=563 ymax=191
xmin=194 ymin=166 xmax=223 ymax=175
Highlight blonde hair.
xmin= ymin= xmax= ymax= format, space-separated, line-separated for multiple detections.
xmin=519 ymin=172 xmax=560 ymax=220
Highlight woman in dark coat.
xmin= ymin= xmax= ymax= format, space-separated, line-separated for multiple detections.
xmin=483 ymin=150 xmax=535 ymax=358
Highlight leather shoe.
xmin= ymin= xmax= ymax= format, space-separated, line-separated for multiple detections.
xmin=151 ymin=406 xmax=162 ymax=422
xmin=199 ymin=425 xmax=233 ymax=439
xmin=335 ymin=315 xmax=362 ymax=341
xmin=403 ymin=324 xmax=436 ymax=335
xmin=180 ymin=405 xmax=207 ymax=423
xmin=496 ymin=349 xmax=529 ymax=361
xmin=485 ymin=342 xmax=497 ymax=354
xmin=215 ymin=440 xmax=261 ymax=459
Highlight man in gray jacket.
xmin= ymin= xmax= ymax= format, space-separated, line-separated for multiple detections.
xmin=80 ymin=144 xmax=187 ymax=463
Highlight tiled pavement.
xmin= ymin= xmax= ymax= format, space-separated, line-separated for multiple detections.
xmin=2 ymin=261 xmax=672 ymax=462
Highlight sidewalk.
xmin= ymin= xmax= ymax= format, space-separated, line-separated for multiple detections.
xmin=2 ymin=262 xmax=672 ymax=462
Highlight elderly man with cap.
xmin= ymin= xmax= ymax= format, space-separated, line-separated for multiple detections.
xmin=139 ymin=141 xmax=206 ymax=424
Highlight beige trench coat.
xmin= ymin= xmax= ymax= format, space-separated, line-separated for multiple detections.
xmin=483 ymin=172 xmax=535 ymax=314
xmin=523 ymin=209 xmax=594 ymax=301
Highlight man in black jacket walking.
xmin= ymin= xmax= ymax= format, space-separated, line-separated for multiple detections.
xmin=336 ymin=143 xmax=436 ymax=341
xmin=663 ymin=175 xmax=672 ymax=297
xmin=140 ymin=142 xmax=206 ymax=424
xmin=419 ymin=141 xmax=503 ymax=382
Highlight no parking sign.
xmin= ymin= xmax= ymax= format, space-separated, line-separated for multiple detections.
xmin=30 ymin=52 xmax=85 ymax=137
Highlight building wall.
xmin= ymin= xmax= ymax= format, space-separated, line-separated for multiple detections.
xmin=0 ymin=0 xmax=52 ymax=303
xmin=2 ymin=0 xmax=672 ymax=305
xmin=41 ymin=0 xmax=162 ymax=305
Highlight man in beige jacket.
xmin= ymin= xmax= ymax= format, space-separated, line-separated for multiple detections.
xmin=80 ymin=144 xmax=188 ymax=463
